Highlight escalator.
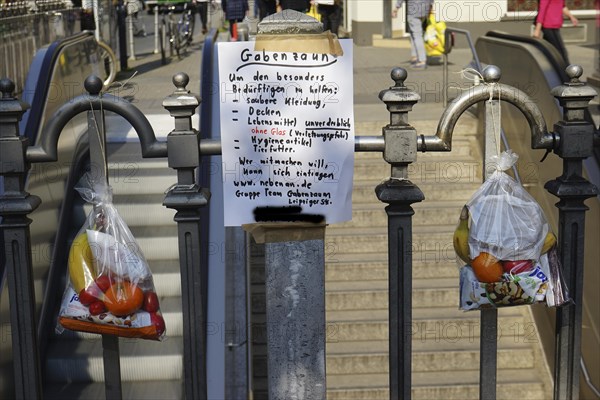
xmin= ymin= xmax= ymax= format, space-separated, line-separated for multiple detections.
xmin=0 ymin=31 xmax=186 ymax=399
xmin=474 ymin=31 xmax=600 ymax=399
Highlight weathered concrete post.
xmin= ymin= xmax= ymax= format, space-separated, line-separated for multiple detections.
xmin=243 ymin=11 xmax=327 ymax=400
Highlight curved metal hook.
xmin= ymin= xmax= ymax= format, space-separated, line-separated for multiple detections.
xmin=419 ymin=83 xmax=555 ymax=152
xmin=27 ymin=93 xmax=167 ymax=163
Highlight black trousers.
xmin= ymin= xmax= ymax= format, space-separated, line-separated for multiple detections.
xmin=195 ymin=2 xmax=208 ymax=30
xmin=318 ymin=4 xmax=341 ymax=35
xmin=542 ymin=27 xmax=569 ymax=65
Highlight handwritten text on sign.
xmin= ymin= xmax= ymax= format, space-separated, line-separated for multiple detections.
xmin=218 ymin=40 xmax=354 ymax=226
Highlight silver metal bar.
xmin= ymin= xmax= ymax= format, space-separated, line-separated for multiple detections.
xmin=199 ymin=135 xmax=386 ymax=157
xmin=424 ymin=83 xmax=554 ymax=152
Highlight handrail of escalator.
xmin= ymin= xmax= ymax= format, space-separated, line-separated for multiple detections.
xmin=1 ymin=31 xmax=97 ymax=305
xmin=19 ymin=31 xmax=96 ymax=143
xmin=484 ymin=30 xmax=569 ymax=82
xmin=481 ymin=30 xmax=599 ymax=182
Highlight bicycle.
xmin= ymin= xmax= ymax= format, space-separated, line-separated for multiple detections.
xmin=158 ymin=1 xmax=195 ymax=64
xmin=96 ymin=40 xmax=118 ymax=90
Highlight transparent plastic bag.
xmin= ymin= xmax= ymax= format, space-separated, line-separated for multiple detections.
xmin=57 ymin=173 xmax=166 ymax=340
xmin=454 ymin=151 xmax=570 ymax=310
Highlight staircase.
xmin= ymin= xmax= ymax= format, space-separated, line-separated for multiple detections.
xmin=324 ymin=118 xmax=554 ymax=399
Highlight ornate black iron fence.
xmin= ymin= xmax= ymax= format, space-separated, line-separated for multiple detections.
xmin=1 ymin=13 xmax=599 ymax=400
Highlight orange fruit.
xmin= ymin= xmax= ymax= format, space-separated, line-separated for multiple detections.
xmin=103 ymin=281 xmax=144 ymax=317
xmin=471 ymin=252 xmax=504 ymax=283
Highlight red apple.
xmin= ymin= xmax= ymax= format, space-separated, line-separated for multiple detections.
xmin=150 ymin=312 xmax=166 ymax=336
xmin=95 ymin=275 xmax=112 ymax=292
xmin=502 ymin=259 xmax=534 ymax=275
xmin=79 ymin=285 xmax=104 ymax=306
xmin=89 ymin=301 xmax=107 ymax=316
xmin=143 ymin=291 xmax=160 ymax=313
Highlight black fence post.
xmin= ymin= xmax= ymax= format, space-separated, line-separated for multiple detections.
xmin=376 ymin=68 xmax=424 ymax=400
xmin=0 ymin=78 xmax=43 ymax=400
xmin=162 ymin=72 xmax=210 ymax=400
xmin=545 ymin=65 xmax=599 ymax=400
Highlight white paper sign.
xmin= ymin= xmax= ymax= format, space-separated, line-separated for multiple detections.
xmin=218 ymin=40 xmax=354 ymax=226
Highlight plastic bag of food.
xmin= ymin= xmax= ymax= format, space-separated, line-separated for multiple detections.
xmin=453 ymin=150 xmax=569 ymax=310
xmin=57 ymin=173 xmax=166 ymax=340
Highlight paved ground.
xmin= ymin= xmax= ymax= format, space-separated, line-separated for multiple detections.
xmin=116 ymin=12 xmax=597 ymax=127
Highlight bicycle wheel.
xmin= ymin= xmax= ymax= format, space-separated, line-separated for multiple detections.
xmin=184 ymin=8 xmax=194 ymax=44
xmin=176 ymin=19 xmax=189 ymax=56
xmin=97 ymin=40 xmax=117 ymax=89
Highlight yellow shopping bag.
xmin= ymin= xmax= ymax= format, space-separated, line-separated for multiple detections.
xmin=424 ymin=12 xmax=446 ymax=57
xmin=307 ymin=4 xmax=321 ymax=22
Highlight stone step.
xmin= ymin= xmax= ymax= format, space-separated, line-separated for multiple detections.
xmin=325 ymin=257 xmax=459 ymax=282
xmin=339 ymin=200 xmax=465 ymax=228
xmin=252 ymin=345 xmax=536 ymax=377
xmin=325 ymin=226 xmax=455 ymax=258
xmin=325 ymin=307 xmax=526 ymax=343
xmin=325 ymin=345 xmax=536 ymax=375
xmin=327 ymin=369 xmax=548 ymax=400
xmin=45 ymin=338 xmax=183 ymax=383
xmin=325 ymin=278 xmax=457 ymax=310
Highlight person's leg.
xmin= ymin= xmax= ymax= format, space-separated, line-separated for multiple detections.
xmin=198 ymin=1 xmax=208 ymax=33
xmin=407 ymin=13 xmax=426 ymax=67
xmin=329 ymin=5 xmax=341 ymax=35
xmin=542 ymin=27 xmax=570 ymax=64
xmin=319 ymin=6 xmax=331 ymax=31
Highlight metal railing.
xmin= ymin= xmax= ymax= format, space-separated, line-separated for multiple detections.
xmin=0 ymin=9 xmax=79 ymax=93
xmin=1 ymin=10 xmax=599 ymax=400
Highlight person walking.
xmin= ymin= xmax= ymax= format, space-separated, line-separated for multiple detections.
xmin=257 ymin=0 xmax=277 ymax=20
xmin=317 ymin=0 xmax=342 ymax=35
xmin=222 ymin=0 xmax=248 ymax=40
xmin=193 ymin=0 xmax=209 ymax=34
xmin=533 ymin=0 xmax=578 ymax=64
xmin=393 ymin=0 xmax=434 ymax=70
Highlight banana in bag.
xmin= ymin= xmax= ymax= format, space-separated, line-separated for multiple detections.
xmin=57 ymin=174 xmax=166 ymax=340
xmin=453 ymin=151 xmax=569 ymax=311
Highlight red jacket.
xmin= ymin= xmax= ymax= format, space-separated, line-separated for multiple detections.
xmin=536 ymin=0 xmax=566 ymax=29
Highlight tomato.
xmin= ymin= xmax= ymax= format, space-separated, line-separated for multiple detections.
xmin=471 ymin=252 xmax=504 ymax=283
xmin=95 ymin=275 xmax=112 ymax=292
xmin=79 ymin=285 xmax=104 ymax=306
xmin=502 ymin=260 xmax=534 ymax=275
xmin=143 ymin=291 xmax=160 ymax=313
xmin=89 ymin=301 xmax=107 ymax=316
xmin=150 ymin=312 xmax=166 ymax=336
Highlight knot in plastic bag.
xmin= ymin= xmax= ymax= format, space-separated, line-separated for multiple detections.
xmin=74 ymin=172 xmax=113 ymax=205
xmin=490 ymin=150 xmax=519 ymax=172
